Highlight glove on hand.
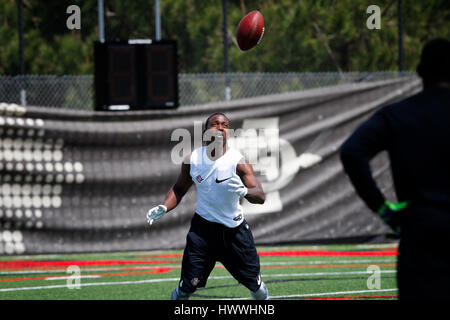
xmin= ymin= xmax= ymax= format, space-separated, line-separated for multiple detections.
xmin=146 ymin=205 xmax=168 ymax=226
xmin=227 ymin=174 xmax=248 ymax=198
xmin=377 ymin=201 xmax=409 ymax=235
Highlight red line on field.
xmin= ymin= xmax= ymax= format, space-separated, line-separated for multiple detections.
xmin=262 ymin=263 xmax=396 ymax=269
xmin=97 ymin=269 xmax=172 ymax=278
xmin=0 ymin=276 xmax=67 ymax=282
xmin=259 ymin=250 xmax=397 ymax=257
xmin=0 ymin=249 xmax=398 ymax=272
xmin=0 ymin=267 xmax=172 ymax=282
xmin=296 ymin=294 xmax=398 ymax=300
xmin=0 ymin=266 xmax=179 ymax=273
xmin=138 ymin=254 xmax=183 ymax=258
xmin=2 ymin=267 xmax=64 ymax=271
xmin=138 ymin=249 xmax=398 ymax=259
xmin=0 ymin=260 xmax=178 ymax=269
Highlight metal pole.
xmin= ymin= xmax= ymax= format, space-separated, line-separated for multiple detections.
xmin=398 ymin=0 xmax=403 ymax=73
xmin=98 ymin=0 xmax=105 ymax=43
xmin=17 ymin=0 xmax=26 ymax=105
xmin=155 ymin=0 xmax=161 ymax=40
xmin=222 ymin=0 xmax=231 ymax=101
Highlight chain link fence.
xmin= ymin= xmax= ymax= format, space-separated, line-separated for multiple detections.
xmin=0 ymin=72 xmax=415 ymax=110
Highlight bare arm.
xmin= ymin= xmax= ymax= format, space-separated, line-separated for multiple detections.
xmin=162 ymin=161 xmax=193 ymax=212
xmin=236 ymin=161 xmax=265 ymax=204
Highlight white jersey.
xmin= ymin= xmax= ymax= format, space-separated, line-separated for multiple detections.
xmin=190 ymin=146 xmax=245 ymax=228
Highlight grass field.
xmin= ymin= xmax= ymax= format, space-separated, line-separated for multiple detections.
xmin=0 ymin=243 xmax=399 ymax=300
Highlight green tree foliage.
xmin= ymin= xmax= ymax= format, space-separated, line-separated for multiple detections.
xmin=0 ymin=0 xmax=449 ymax=75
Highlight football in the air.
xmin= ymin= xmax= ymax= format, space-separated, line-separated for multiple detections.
xmin=236 ymin=10 xmax=265 ymax=51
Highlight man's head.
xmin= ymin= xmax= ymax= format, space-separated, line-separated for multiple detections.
xmin=204 ymin=113 xmax=231 ymax=143
xmin=417 ymin=38 xmax=450 ymax=88
xmin=204 ymin=112 xmax=230 ymax=130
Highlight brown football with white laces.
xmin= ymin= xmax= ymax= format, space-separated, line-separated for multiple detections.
xmin=236 ymin=10 xmax=265 ymax=51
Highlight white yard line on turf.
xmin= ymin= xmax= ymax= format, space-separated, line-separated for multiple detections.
xmin=224 ymin=288 xmax=399 ymax=300
xmin=0 ymin=278 xmax=181 ymax=292
xmin=355 ymin=243 xmax=398 ymax=249
xmin=0 ymin=268 xmax=117 ymax=275
xmin=0 ymin=270 xmax=396 ymax=292
xmin=44 ymin=275 xmax=101 ymax=280
xmin=270 ymin=288 xmax=399 ymax=299
xmin=263 ymin=270 xmax=396 ymax=278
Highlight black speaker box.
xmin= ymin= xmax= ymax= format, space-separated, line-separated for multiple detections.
xmin=94 ymin=40 xmax=178 ymax=111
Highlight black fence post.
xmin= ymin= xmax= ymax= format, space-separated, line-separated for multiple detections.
xmin=222 ymin=0 xmax=231 ymax=101
xmin=17 ymin=0 xmax=26 ymax=105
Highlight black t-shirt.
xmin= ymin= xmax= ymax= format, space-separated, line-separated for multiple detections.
xmin=340 ymin=87 xmax=450 ymax=213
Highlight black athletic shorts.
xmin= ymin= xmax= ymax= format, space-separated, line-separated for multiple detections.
xmin=178 ymin=213 xmax=261 ymax=293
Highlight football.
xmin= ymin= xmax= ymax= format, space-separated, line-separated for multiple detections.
xmin=236 ymin=10 xmax=265 ymax=51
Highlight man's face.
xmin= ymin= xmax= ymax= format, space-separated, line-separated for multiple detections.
xmin=205 ymin=114 xmax=230 ymax=143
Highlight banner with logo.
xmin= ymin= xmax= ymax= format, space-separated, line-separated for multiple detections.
xmin=0 ymin=77 xmax=422 ymax=254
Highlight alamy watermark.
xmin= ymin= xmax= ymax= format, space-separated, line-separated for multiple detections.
xmin=64 ymin=5 xmax=381 ymax=32
xmin=170 ymin=121 xmax=279 ymax=175
xmin=66 ymin=265 xmax=81 ymax=289
xmin=366 ymin=265 xmax=381 ymax=290
xmin=66 ymin=5 xmax=81 ymax=30
xmin=65 ymin=5 xmax=380 ymax=32
xmin=366 ymin=5 xmax=381 ymax=30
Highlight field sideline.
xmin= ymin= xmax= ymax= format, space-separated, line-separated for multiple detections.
xmin=0 ymin=243 xmax=399 ymax=300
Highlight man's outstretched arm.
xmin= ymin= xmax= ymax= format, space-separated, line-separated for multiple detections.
xmin=147 ymin=161 xmax=193 ymax=225
xmin=162 ymin=162 xmax=193 ymax=212
xmin=340 ymin=110 xmax=390 ymax=213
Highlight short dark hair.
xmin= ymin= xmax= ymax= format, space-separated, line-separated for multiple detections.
xmin=417 ymin=38 xmax=450 ymax=85
xmin=204 ymin=112 xmax=230 ymax=130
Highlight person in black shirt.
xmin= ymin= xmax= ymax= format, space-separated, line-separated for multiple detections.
xmin=340 ymin=38 xmax=450 ymax=300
